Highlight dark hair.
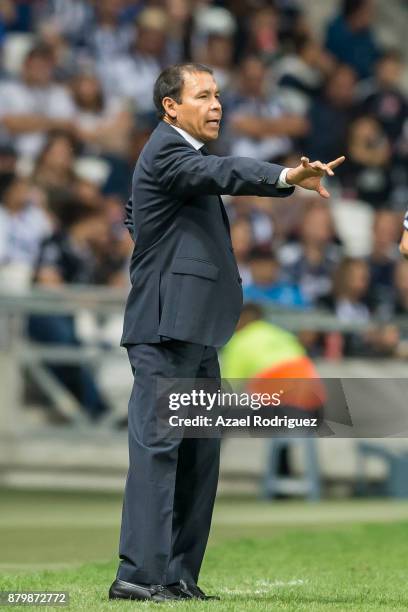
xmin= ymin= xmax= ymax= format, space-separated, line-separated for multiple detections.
xmin=379 ymin=49 xmax=403 ymax=64
xmin=293 ymin=33 xmax=313 ymax=56
xmin=241 ymin=302 xmax=264 ymax=320
xmin=342 ymin=0 xmax=367 ymax=19
xmin=249 ymin=247 xmax=277 ymax=262
xmin=333 ymin=257 xmax=369 ymax=297
xmin=25 ymin=43 xmax=54 ymax=63
xmin=71 ymin=74 xmax=104 ymax=113
xmin=35 ymin=129 xmax=79 ymax=171
xmin=239 ymin=53 xmax=265 ymax=69
xmin=153 ymin=63 xmax=213 ymax=119
xmin=48 ymin=189 xmax=104 ymax=229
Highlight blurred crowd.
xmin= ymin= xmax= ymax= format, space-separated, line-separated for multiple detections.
xmin=0 ymin=0 xmax=407 ymax=376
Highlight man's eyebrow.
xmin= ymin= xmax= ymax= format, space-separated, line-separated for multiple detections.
xmin=195 ymin=89 xmax=221 ymax=96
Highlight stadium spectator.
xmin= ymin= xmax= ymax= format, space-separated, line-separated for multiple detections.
xmin=393 ymin=259 xmax=408 ymax=315
xmin=222 ymin=303 xmax=312 ymax=379
xmin=356 ymin=50 xmax=407 ymax=146
xmin=245 ymin=249 xmax=309 ymax=308
xmin=337 ymin=116 xmax=393 ymax=208
xmin=367 ymin=210 xmax=400 ymax=316
xmin=11 ymin=1 xmax=33 ymax=32
xmin=0 ymin=44 xmax=75 ymax=159
xmin=303 ymin=64 xmax=357 ymax=162
xmin=80 ymin=0 xmax=134 ymax=62
xmin=0 ymin=143 xmax=17 ymax=200
xmin=70 ymin=72 xmax=132 ymax=158
xmin=329 ymin=258 xmax=371 ymax=323
xmin=74 ymin=177 xmax=104 ymax=210
xmin=0 ymin=176 xmax=51 ymax=269
xmin=325 ymin=257 xmax=398 ymax=357
xmin=276 ymin=34 xmax=334 ymax=115
xmin=191 ymin=4 xmax=236 ymax=86
xmin=28 ymin=193 xmax=112 ymax=421
xmin=32 ymin=130 xmax=78 ymax=193
xmin=33 ymin=191 xmax=111 ymax=284
xmin=101 ymin=193 xmax=133 ymax=287
xmin=201 ymin=33 xmax=235 ymax=93
xmin=230 ymin=217 xmax=254 ymax=287
xmin=274 ymin=0 xmax=307 ymax=47
xmin=223 ymin=55 xmax=308 ymax=161
xmin=0 ymin=1 xmax=16 ymax=43
xmin=279 ymin=203 xmax=341 ymax=305
xmin=325 ymin=0 xmax=381 ymax=79
xmin=99 ymin=8 xmax=170 ymax=118
xmin=35 ymin=0 xmax=93 ymax=46
xmin=37 ymin=20 xmax=80 ymax=81
xmin=244 ymin=6 xmax=280 ymax=62
xmin=222 ymin=301 xmax=324 ymax=474
xmin=227 ymin=193 xmax=276 ymax=250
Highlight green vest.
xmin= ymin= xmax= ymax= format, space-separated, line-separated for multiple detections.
xmin=221 ymin=320 xmax=305 ymax=379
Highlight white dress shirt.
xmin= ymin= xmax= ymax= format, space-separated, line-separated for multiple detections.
xmin=169 ymin=124 xmax=291 ymax=188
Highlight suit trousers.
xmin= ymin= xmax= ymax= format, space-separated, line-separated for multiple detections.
xmin=116 ymin=340 xmax=221 ymax=586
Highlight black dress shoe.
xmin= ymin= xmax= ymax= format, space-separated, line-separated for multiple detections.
xmin=167 ymin=580 xmax=220 ymax=600
xmin=108 ymin=578 xmax=182 ymax=601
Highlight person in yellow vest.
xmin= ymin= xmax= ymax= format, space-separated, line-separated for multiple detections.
xmin=221 ymin=303 xmax=325 ymax=475
xmin=222 ymin=303 xmax=307 ymax=379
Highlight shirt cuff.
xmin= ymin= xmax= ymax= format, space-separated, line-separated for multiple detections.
xmin=276 ymin=167 xmax=291 ymax=188
xmin=404 ymin=211 xmax=408 ymax=231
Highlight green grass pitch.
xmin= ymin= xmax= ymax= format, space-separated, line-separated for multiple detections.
xmin=2 ymin=489 xmax=408 ymax=611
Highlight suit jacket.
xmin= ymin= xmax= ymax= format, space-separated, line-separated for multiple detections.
xmin=121 ymin=120 xmax=295 ymax=348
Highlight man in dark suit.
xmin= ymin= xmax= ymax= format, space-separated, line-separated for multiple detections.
xmin=109 ymin=62 xmax=344 ymax=602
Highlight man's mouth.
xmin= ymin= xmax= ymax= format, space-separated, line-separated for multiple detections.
xmin=206 ymin=119 xmax=220 ymax=126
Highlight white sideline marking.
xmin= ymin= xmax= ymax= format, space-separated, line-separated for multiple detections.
xmin=221 ymin=579 xmax=306 ymax=595
xmin=257 ymin=579 xmax=306 ymax=587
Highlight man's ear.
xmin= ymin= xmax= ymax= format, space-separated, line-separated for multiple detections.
xmin=162 ymin=96 xmax=177 ymax=120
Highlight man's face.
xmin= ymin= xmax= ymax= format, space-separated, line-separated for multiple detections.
xmin=240 ymin=58 xmax=265 ymax=98
xmin=23 ymin=56 xmax=53 ymax=87
xmin=164 ymin=71 xmax=222 ymax=142
xmin=250 ymin=258 xmax=279 ymax=286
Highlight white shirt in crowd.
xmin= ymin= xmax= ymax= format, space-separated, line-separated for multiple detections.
xmin=98 ymin=53 xmax=161 ymax=114
xmin=0 ymin=203 xmax=52 ymax=267
xmin=0 ymin=80 xmax=75 ymax=158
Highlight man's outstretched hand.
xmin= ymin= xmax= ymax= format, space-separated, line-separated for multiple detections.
xmin=286 ymin=155 xmax=345 ymax=198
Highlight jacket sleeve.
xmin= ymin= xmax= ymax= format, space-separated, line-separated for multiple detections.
xmin=152 ymin=140 xmax=295 ymax=198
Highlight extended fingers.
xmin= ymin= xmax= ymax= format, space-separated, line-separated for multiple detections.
xmin=317 ymin=184 xmax=330 ymax=199
xmin=302 ymin=155 xmax=345 ymax=175
xmin=310 ymin=160 xmax=334 ymax=176
xmin=327 ymin=155 xmax=346 ymax=170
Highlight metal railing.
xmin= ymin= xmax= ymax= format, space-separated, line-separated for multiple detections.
xmin=1 ymin=285 xmax=408 ymax=491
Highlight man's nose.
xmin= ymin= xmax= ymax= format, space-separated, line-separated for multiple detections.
xmin=210 ymin=97 xmax=222 ymax=111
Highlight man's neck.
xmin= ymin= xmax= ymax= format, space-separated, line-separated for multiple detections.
xmin=163 ymin=118 xmax=204 ymax=150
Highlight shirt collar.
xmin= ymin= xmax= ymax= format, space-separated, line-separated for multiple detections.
xmin=169 ymin=124 xmax=205 ymax=150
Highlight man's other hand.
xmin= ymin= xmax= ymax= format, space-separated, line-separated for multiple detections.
xmin=286 ymin=155 xmax=345 ymax=198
